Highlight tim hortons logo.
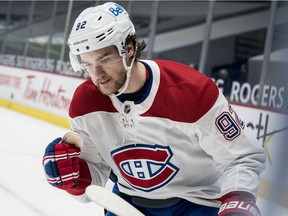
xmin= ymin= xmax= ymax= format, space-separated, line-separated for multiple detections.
xmin=23 ymin=75 xmax=71 ymax=111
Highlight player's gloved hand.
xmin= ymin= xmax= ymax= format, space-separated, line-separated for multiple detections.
xmin=42 ymin=132 xmax=91 ymax=195
xmin=218 ymin=191 xmax=261 ymax=216
xmin=43 ymin=137 xmax=80 ymax=190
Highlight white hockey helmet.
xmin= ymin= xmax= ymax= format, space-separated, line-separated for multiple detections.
xmin=68 ymin=2 xmax=135 ymax=72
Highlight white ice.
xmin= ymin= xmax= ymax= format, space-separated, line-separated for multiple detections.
xmin=0 ymin=107 xmax=104 ymax=216
xmin=0 ymin=106 xmax=287 ymax=216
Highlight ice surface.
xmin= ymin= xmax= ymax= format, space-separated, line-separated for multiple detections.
xmin=0 ymin=107 xmax=104 ymax=216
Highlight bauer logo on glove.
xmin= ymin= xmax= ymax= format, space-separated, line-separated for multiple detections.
xmin=218 ymin=191 xmax=261 ymax=216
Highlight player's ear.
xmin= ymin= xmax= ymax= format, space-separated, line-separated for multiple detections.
xmin=125 ymin=43 xmax=135 ymax=59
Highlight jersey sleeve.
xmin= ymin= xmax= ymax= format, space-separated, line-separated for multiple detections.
xmin=195 ymin=90 xmax=266 ymax=197
xmin=66 ymin=79 xmax=114 ymax=202
xmin=71 ymin=116 xmax=111 ymax=184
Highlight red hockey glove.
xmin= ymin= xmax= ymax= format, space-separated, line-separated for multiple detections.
xmin=42 ymin=136 xmax=91 ymax=195
xmin=218 ymin=191 xmax=261 ymax=216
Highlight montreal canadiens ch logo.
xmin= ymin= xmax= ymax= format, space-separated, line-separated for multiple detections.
xmin=111 ymin=144 xmax=179 ymax=192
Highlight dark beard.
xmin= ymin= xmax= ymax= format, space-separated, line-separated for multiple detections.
xmin=93 ymin=70 xmax=127 ymax=96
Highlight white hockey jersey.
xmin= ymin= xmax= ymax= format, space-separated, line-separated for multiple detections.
xmin=68 ymin=59 xmax=266 ymax=207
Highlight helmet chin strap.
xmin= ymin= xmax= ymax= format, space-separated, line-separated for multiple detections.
xmin=110 ymin=46 xmax=138 ymax=97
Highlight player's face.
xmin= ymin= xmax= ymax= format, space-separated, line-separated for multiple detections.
xmin=79 ymin=46 xmax=126 ymax=95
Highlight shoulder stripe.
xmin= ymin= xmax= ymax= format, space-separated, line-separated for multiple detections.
xmin=142 ymin=60 xmax=219 ymax=123
xmin=69 ymin=79 xmax=117 ymax=118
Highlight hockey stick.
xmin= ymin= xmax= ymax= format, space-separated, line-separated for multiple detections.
xmin=85 ymin=185 xmax=145 ymax=216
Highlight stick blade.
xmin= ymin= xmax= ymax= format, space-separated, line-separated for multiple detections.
xmin=85 ymin=185 xmax=145 ymax=216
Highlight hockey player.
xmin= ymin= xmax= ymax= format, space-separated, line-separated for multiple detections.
xmin=42 ymin=2 xmax=266 ymax=216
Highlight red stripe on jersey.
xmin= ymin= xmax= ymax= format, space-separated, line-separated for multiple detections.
xmin=142 ymin=60 xmax=219 ymax=123
xmin=113 ymin=147 xmax=169 ymax=162
xmin=69 ymin=79 xmax=117 ymax=118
